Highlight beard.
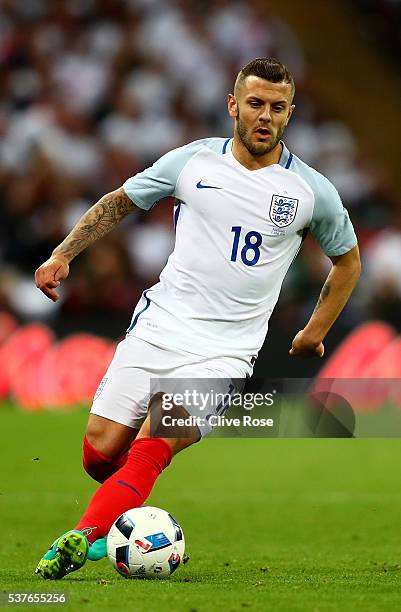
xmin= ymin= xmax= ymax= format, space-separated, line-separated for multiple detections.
xmin=236 ymin=111 xmax=285 ymax=157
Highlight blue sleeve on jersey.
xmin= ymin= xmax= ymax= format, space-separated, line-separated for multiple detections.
xmin=123 ymin=138 xmax=226 ymax=210
xmin=309 ymin=175 xmax=357 ymax=257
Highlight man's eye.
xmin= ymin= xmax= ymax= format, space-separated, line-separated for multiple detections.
xmin=273 ymin=107 xmax=285 ymax=112
xmin=250 ymin=102 xmax=261 ymax=107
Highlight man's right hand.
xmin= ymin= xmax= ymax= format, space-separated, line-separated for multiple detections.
xmin=35 ymin=254 xmax=70 ymax=302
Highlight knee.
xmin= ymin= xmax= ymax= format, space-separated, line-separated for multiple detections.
xmin=85 ymin=415 xmax=135 ymax=458
xmin=85 ymin=419 xmax=110 ymax=457
xmin=143 ymin=399 xmax=201 ymax=456
xmin=83 ymin=415 xmax=136 ymax=481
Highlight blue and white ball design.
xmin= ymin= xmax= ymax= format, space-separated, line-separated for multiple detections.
xmin=107 ymin=506 xmax=185 ymax=578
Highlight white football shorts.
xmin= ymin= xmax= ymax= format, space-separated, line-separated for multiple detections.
xmin=90 ymin=335 xmax=251 ymax=437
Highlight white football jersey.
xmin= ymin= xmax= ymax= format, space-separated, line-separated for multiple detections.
xmin=123 ymin=138 xmax=357 ymax=370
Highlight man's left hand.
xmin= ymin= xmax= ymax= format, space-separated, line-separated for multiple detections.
xmin=289 ymin=329 xmax=324 ymax=358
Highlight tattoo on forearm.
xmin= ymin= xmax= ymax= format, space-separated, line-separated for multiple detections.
xmin=314 ymin=281 xmax=331 ymax=313
xmin=53 ymin=188 xmax=134 ymax=261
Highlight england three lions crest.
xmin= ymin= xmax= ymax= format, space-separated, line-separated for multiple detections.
xmin=269 ymin=194 xmax=299 ymax=228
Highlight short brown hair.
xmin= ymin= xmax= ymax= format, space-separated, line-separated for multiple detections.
xmin=235 ymin=57 xmax=295 ymax=99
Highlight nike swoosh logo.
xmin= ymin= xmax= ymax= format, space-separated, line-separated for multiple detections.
xmin=196 ymin=180 xmax=222 ymax=190
xmin=117 ymin=480 xmax=141 ymax=496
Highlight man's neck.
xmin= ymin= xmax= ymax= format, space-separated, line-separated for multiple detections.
xmin=231 ymin=136 xmax=283 ymax=170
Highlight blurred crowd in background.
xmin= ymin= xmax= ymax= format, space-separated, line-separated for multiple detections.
xmin=353 ymin=0 xmax=401 ymax=68
xmin=1 ymin=0 xmax=401 ymax=347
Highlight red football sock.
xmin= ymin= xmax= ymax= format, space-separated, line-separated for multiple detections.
xmin=75 ymin=437 xmax=172 ymax=542
xmin=82 ymin=435 xmax=128 ymax=483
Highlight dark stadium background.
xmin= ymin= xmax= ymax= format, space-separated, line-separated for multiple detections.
xmin=1 ymin=0 xmax=401 ymax=381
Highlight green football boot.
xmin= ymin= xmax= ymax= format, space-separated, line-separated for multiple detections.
xmin=35 ymin=530 xmax=107 ymax=579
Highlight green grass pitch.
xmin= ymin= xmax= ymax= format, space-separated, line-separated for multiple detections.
xmin=1 ymin=404 xmax=401 ymax=611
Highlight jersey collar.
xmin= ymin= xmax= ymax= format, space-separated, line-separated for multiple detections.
xmin=277 ymin=141 xmax=292 ymax=168
xmin=226 ymin=138 xmax=292 ymax=170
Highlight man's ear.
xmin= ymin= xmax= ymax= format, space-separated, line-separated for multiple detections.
xmin=227 ymin=94 xmax=238 ymax=118
xmin=285 ymin=104 xmax=295 ymax=126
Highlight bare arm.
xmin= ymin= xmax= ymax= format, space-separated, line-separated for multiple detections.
xmin=53 ymin=187 xmax=134 ymax=262
xmin=35 ymin=187 xmax=135 ymax=301
xmin=289 ymin=245 xmax=361 ymax=358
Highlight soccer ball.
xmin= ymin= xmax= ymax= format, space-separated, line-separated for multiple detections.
xmin=107 ymin=506 xmax=185 ymax=578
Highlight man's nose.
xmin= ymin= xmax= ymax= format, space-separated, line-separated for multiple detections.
xmin=259 ymin=106 xmax=272 ymax=123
